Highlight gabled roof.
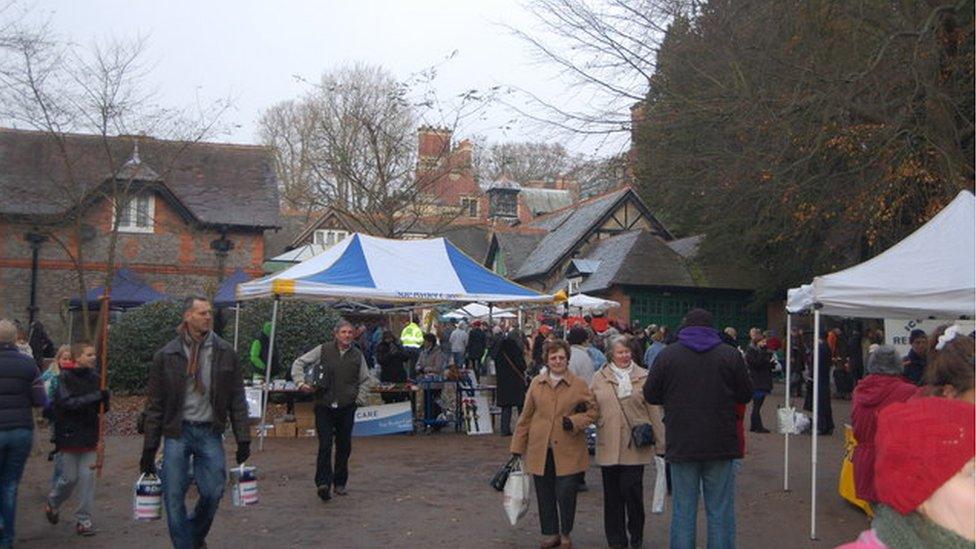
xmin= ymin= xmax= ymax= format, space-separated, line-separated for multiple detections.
xmin=0 ymin=128 xmax=280 ymax=229
xmin=492 ymin=230 xmax=546 ymax=275
xmin=438 ymin=225 xmax=492 ymax=264
xmin=666 ymin=235 xmax=703 ymax=259
xmin=573 ymin=230 xmax=696 ymax=293
xmin=553 ymin=229 xmax=756 ymax=293
xmin=513 ymin=187 xmax=672 ymax=280
xmin=289 ymin=208 xmax=374 ymax=248
xmin=568 ymin=258 xmax=601 ymax=276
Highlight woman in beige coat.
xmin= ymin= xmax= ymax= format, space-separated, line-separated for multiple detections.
xmin=511 ymin=339 xmax=598 ymax=549
xmin=591 ymin=335 xmax=666 ymax=549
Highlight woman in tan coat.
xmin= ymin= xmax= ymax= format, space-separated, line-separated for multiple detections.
xmin=591 ymin=335 xmax=666 ymax=549
xmin=511 ymin=339 xmax=598 ymax=548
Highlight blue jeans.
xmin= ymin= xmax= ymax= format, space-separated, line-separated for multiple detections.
xmin=669 ymin=460 xmax=736 ymax=549
xmin=162 ymin=422 xmax=226 ymax=549
xmin=0 ymin=428 xmax=33 ymax=548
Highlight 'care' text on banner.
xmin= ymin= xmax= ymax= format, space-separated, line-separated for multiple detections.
xmin=352 ymin=402 xmax=413 ymax=437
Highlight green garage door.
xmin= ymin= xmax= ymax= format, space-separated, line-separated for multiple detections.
xmin=629 ymin=289 xmax=765 ymax=346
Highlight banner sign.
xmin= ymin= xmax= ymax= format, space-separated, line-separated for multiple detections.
xmin=884 ymin=318 xmax=975 ymax=358
xmin=352 ymin=402 xmax=413 ymax=437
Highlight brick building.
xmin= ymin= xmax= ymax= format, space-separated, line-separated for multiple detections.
xmin=0 ymin=128 xmax=280 ymax=341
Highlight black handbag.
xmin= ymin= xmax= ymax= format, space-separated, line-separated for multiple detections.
xmin=490 ymin=455 xmax=518 ymax=491
xmin=609 ymin=373 xmax=656 ymax=449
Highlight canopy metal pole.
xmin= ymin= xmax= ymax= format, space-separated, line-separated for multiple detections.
xmin=811 ymin=309 xmax=820 ymax=540
xmin=258 ymin=296 xmax=280 ymax=451
xmin=233 ymin=303 xmax=241 ymax=352
xmin=67 ymin=310 xmax=74 ymax=344
xmin=784 ymin=313 xmax=792 ymax=492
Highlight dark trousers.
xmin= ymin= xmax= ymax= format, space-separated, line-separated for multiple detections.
xmin=601 ymin=464 xmax=645 ymax=547
xmin=817 ymin=387 xmax=834 ymax=434
xmin=750 ymin=394 xmax=766 ymax=430
xmin=314 ymin=404 xmax=357 ymax=489
xmin=499 ymin=405 xmax=522 ymax=435
xmin=533 ymin=449 xmax=579 ymax=537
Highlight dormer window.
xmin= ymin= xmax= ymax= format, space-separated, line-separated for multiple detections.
xmin=116 ymin=192 xmax=155 ymax=233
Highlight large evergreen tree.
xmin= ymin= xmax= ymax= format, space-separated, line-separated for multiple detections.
xmin=634 ymin=0 xmax=974 ymax=297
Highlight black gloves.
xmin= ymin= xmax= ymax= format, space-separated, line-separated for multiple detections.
xmin=140 ymin=448 xmax=157 ymax=475
xmin=562 ymin=417 xmax=574 ymax=432
xmin=236 ymin=442 xmax=251 ymax=465
xmin=100 ymin=390 xmax=110 ymax=412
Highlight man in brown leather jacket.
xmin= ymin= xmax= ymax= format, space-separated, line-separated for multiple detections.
xmin=140 ymin=295 xmax=250 ymax=549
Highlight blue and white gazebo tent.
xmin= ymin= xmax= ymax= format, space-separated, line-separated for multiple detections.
xmin=782 ymin=190 xmax=975 ymax=540
xmin=235 ymin=233 xmax=559 ymax=447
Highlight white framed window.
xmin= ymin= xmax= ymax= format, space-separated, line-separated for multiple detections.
xmin=460 ymin=196 xmax=478 ymax=218
xmin=568 ymin=277 xmax=582 ymax=295
xmin=115 ymin=192 xmax=155 ymax=233
xmin=313 ymin=229 xmax=349 ymax=246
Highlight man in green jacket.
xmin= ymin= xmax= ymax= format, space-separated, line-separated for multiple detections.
xmin=250 ymin=321 xmax=294 ymax=416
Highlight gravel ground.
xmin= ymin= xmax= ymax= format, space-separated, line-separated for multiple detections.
xmin=16 ymin=384 xmax=866 ymax=548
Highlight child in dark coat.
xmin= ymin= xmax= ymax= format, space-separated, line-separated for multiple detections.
xmin=44 ymin=342 xmax=109 ymax=536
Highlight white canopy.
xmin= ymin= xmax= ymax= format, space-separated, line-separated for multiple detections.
xmin=787 ymin=190 xmax=975 ymax=318
xmin=238 ymin=233 xmax=555 ymax=305
xmin=782 ymin=190 xmax=975 ymax=540
xmin=567 ymin=293 xmax=621 ymax=314
xmin=444 ymin=303 xmax=516 ymax=320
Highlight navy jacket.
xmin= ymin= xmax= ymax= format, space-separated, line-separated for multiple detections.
xmin=0 ymin=343 xmax=46 ymax=430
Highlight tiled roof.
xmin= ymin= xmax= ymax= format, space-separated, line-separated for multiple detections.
xmin=514 ymin=188 xmax=631 ymax=279
xmin=574 ymin=230 xmax=696 ymax=293
xmin=666 ymin=235 xmax=703 ymax=259
xmin=439 ymin=225 xmax=492 ymax=263
xmin=0 ymin=128 xmax=280 ymax=229
xmin=495 ymin=231 xmax=546 ymax=275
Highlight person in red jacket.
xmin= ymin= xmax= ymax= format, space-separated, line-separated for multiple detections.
xmin=850 ymin=345 xmax=917 ymax=502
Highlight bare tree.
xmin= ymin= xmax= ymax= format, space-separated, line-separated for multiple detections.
xmin=471 ymin=136 xmax=627 ymax=197
xmin=260 ymin=63 xmax=491 ymax=238
xmin=0 ymin=16 xmax=230 ymax=339
xmin=506 ymin=0 xmax=693 ymax=137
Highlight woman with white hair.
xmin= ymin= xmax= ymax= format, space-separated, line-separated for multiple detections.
xmin=591 ymin=335 xmax=665 ymax=549
xmin=0 ymin=319 xmax=47 ymax=547
xmin=851 ymin=345 xmax=918 ymax=503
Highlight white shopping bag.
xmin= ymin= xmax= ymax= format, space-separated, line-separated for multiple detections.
xmin=651 ymin=455 xmax=666 ymax=514
xmin=502 ymin=458 xmax=531 ymax=526
xmin=777 ymin=406 xmax=796 ymax=434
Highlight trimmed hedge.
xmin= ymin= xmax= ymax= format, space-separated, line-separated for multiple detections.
xmin=106 ymin=298 xmax=339 ymax=394
xmin=107 ymin=301 xmax=183 ymax=394
xmin=233 ymin=299 xmax=339 ymax=377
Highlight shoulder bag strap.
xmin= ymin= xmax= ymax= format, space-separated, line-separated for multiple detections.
xmin=607 ymin=370 xmax=637 ymax=448
xmin=501 ymin=350 xmax=527 ymax=387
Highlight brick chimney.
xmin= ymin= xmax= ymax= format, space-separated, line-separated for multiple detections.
xmin=417 ymin=126 xmax=452 ymax=159
xmin=454 ymin=138 xmax=473 ymax=168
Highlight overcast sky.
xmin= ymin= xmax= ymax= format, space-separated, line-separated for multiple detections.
xmin=25 ymin=0 xmax=629 ymax=156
